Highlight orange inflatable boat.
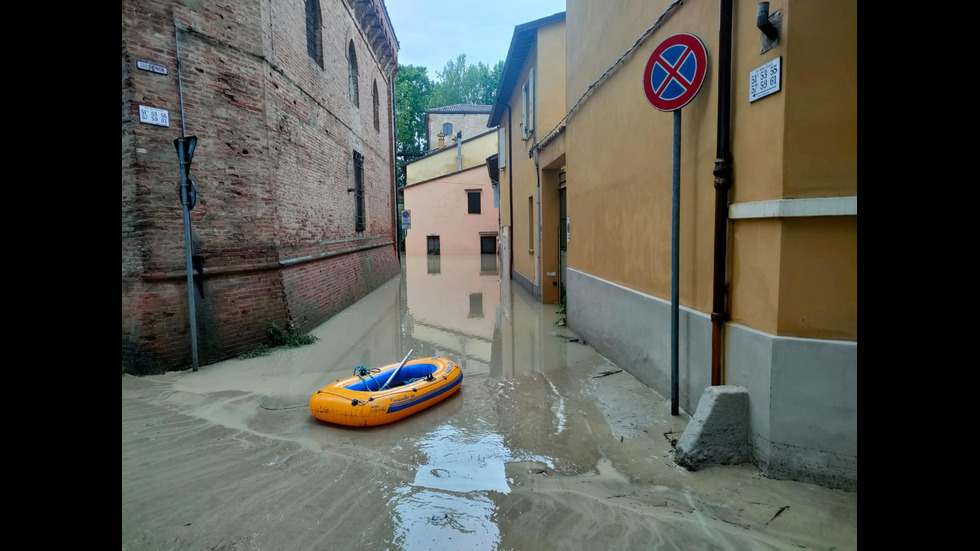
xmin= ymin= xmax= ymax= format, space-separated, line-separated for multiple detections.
xmin=309 ymin=355 xmax=462 ymax=427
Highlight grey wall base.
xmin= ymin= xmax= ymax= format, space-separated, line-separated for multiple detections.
xmin=511 ymin=268 xmax=539 ymax=301
xmin=674 ymin=386 xmax=749 ymax=470
xmin=566 ymin=268 xmax=857 ymax=492
xmin=564 ymin=269 xmax=711 ymax=417
xmin=726 ymin=323 xmax=857 ymax=492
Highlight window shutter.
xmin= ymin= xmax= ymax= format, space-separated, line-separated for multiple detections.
xmin=498 ymin=127 xmax=507 ymax=168
xmin=521 ymin=82 xmax=529 ymax=140
xmin=527 ymin=67 xmax=535 ymax=134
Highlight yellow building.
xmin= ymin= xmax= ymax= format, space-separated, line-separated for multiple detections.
xmin=490 ymin=2 xmax=856 ymax=491
xmin=488 ymin=12 xmax=566 ymax=305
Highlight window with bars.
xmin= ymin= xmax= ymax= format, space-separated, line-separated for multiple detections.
xmin=305 ymin=0 xmax=323 ymax=68
xmin=348 ymin=42 xmax=359 ymax=106
xmin=353 ymin=151 xmax=365 ymax=232
xmin=427 ymin=235 xmax=440 ymax=255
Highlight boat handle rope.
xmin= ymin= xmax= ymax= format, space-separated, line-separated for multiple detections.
xmin=354 ymin=365 xmax=381 ymax=391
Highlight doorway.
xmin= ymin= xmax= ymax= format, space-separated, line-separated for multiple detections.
xmin=558 ymin=170 xmax=567 ymax=302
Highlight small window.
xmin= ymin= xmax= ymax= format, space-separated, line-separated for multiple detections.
xmin=467 ymin=190 xmax=481 ymax=214
xmin=372 ymin=80 xmax=380 ymax=131
xmin=480 ymin=236 xmax=496 ymax=255
xmin=348 ymin=42 xmax=359 ymax=106
xmin=427 ymin=235 xmax=440 ymax=255
xmin=305 ymin=0 xmax=323 ymax=68
xmin=353 ymin=151 xmax=365 ymax=232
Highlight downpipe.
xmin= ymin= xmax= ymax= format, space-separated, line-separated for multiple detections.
xmin=711 ymin=0 xmax=734 ymax=386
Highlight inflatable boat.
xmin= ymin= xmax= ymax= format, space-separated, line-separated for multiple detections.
xmin=309 ymin=353 xmax=462 ymax=427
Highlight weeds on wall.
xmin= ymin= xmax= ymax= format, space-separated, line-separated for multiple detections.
xmin=556 ymin=296 xmax=567 ymax=326
xmin=239 ymin=322 xmax=318 ymax=359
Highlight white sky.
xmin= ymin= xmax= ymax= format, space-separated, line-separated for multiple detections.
xmin=384 ymin=0 xmax=567 ymax=80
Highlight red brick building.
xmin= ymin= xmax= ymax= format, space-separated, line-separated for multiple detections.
xmin=122 ymin=0 xmax=400 ymax=374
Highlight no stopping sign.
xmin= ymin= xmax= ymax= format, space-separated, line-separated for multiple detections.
xmin=643 ymin=33 xmax=708 ymax=112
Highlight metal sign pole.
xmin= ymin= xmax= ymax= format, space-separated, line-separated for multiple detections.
xmin=671 ymin=110 xmax=680 ymax=416
xmin=643 ymin=32 xmax=707 ymax=417
xmin=177 ymin=138 xmax=199 ymax=372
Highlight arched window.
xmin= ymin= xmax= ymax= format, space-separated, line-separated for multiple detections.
xmin=372 ymin=80 xmax=379 ymax=131
xmin=305 ymin=0 xmax=323 ymax=68
xmin=348 ymin=41 xmax=359 ymax=106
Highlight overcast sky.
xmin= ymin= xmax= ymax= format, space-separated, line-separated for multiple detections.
xmin=384 ymin=0 xmax=567 ymax=80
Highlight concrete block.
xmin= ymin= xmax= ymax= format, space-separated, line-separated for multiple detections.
xmin=674 ymin=385 xmax=750 ymax=470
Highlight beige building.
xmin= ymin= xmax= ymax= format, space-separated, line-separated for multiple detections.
xmin=490 ymin=2 xmax=857 ymax=491
xmin=424 ymin=104 xmax=493 ymax=151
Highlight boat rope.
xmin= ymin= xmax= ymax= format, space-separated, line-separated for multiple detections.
xmin=354 ymin=365 xmax=381 ymax=391
xmin=259 ymin=395 xmax=307 ymax=410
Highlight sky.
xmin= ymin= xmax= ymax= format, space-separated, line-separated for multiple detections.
xmin=384 ymin=0 xmax=567 ymax=80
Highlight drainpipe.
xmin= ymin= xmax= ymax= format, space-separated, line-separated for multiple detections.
xmin=533 ymin=147 xmax=541 ymax=298
xmin=389 ymin=68 xmax=399 ymax=263
xmin=456 ymin=130 xmax=462 ymax=171
xmin=502 ymin=103 xmax=514 ymax=277
xmin=711 ymin=0 xmax=734 ymax=386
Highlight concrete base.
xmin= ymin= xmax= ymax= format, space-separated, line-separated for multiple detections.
xmin=674 ymin=386 xmax=749 ymax=470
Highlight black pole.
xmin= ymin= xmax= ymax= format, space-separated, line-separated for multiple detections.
xmin=671 ymin=109 xmax=680 ymax=415
xmin=177 ymin=137 xmax=199 ymax=372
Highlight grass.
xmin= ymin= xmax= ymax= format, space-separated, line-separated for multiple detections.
xmin=556 ymin=296 xmax=567 ymax=326
xmin=238 ymin=321 xmax=318 ymax=359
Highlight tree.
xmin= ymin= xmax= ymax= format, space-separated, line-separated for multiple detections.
xmin=394 ymin=64 xmax=433 ymax=188
xmin=430 ymin=54 xmax=504 ymax=107
xmin=394 ymin=64 xmax=433 ymax=156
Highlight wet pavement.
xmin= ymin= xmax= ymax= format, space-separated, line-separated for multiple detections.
xmin=122 ymin=254 xmax=858 ymax=550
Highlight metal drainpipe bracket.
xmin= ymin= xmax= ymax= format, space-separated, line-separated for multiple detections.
xmin=761 ymin=11 xmax=781 ymax=54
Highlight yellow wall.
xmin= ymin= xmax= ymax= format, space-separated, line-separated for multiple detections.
xmin=561 ymin=0 xmax=856 ymax=340
xmin=405 ymin=131 xmax=498 ymax=186
xmin=777 ymin=217 xmax=857 ymax=338
xmin=782 ymin=1 xmax=857 ymax=199
xmin=728 ymin=0 xmax=857 ymax=339
xmin=511 ymin=56 xmax=538 ymax=286
xmin=565 ymin=1 xmax=719 ymax=314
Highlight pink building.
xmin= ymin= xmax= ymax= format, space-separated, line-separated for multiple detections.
xmin=403 ymin=129 xmax=499 ymax=256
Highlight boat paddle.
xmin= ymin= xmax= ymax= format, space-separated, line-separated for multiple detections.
xmin=380 ymin=349 xmax=414 ymax=390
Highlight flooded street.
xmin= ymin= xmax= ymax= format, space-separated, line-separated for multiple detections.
xmin=122 ymin=254 xmax=857 ymax=550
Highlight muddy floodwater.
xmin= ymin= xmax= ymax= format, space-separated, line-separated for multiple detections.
xmin=122 ymin=254 xmax=857 ymax=550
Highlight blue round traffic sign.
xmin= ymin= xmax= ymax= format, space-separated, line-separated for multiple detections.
xmin=643 ymin=33 xmax=708 ymax=112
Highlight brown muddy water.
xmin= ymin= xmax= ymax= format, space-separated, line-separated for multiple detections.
xmin=122 ymin=254 xmax=857 ymax=551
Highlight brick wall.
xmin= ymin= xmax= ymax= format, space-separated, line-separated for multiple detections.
xmin=123 ymin=0 xmax=400 ymax=374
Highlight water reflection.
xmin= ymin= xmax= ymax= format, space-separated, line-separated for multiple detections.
xmin=399 ymin=253 xmax=569 ymax=381
xmin=390 ymin=421 xmax=553 ymax=550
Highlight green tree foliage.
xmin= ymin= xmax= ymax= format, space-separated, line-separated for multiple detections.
xmin=394 ymin=64 xmax=433 ymax=189
xmin=395 ymin=64 xmax=433 ymax=157
xmin=430 ymin=54 xmax=504 ymax=107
